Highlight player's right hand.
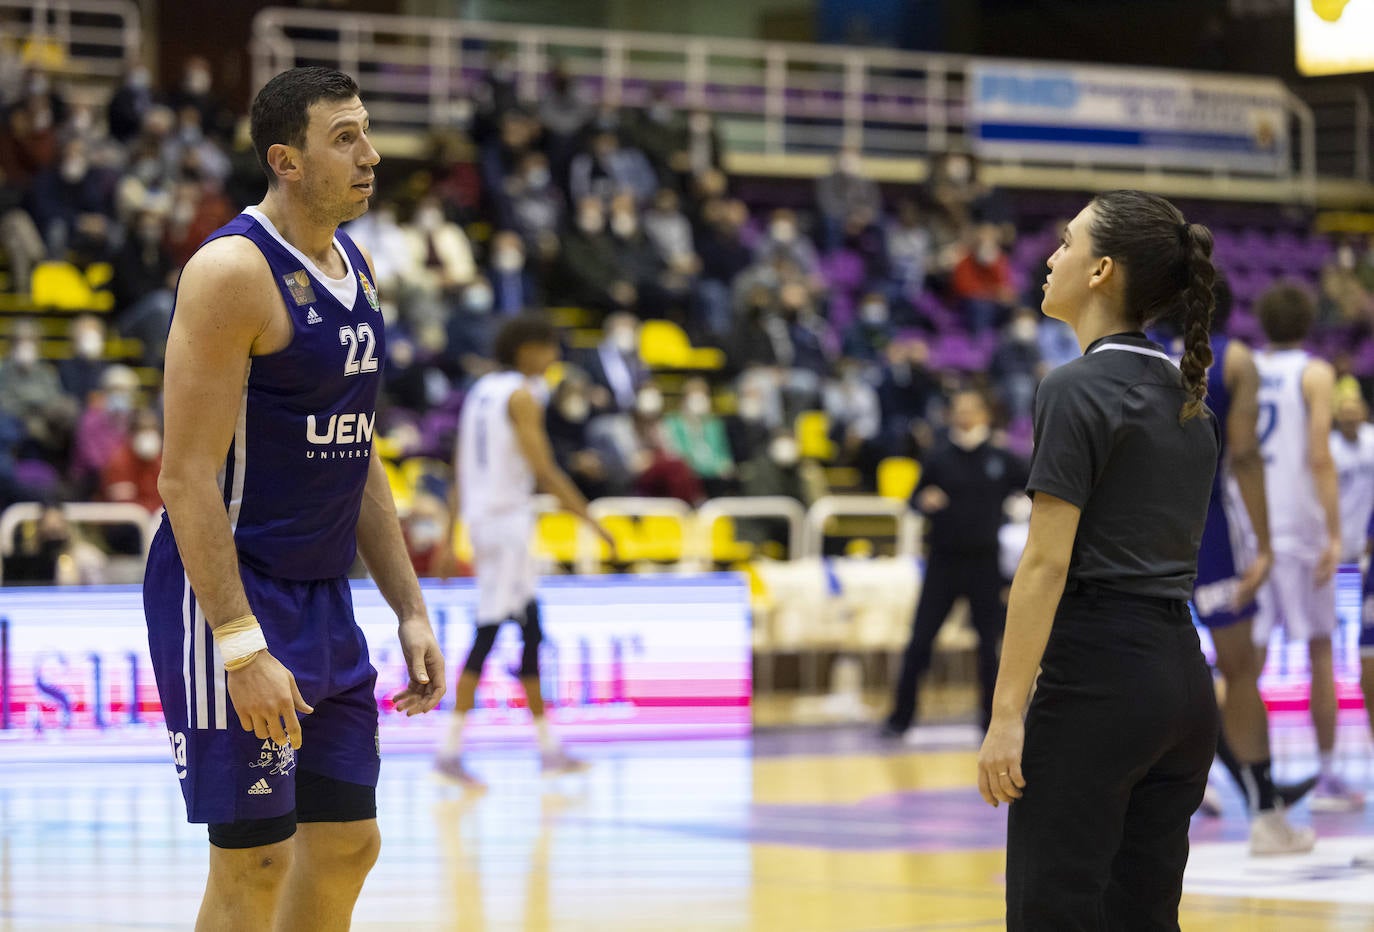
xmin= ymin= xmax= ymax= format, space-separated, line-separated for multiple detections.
xmin=228 ymin=651 xmax=314 ymax=750
xmin=1233 ymin=548 xmax=1272 ymax=612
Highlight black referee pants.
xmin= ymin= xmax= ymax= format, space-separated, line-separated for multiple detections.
xmin=887 ymin=548 xmax=1005 ymax=733
xmin=1006 ymin=585 xmax=1218 ymax=932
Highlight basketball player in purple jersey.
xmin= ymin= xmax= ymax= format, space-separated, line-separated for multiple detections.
xmin=144 ymin=68 xmax=445 ymax=930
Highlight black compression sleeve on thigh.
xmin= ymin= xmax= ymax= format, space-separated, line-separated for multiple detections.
xmin=294 ymin=770 xmax=378 ymax=823
xmin=208 ymin=812 xmax=297 ymax=849
xmin=519 ymin=600 xmax=543 ymax=678
xmin=463 ymin=623 xmax=500 ymax=676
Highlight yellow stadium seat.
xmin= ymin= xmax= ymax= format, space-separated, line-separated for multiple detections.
xmin=638 ymin=320 xmax=726 ymax=371
xmin=794 ymin=410 xmax=834 ymax=461
xmin=637 ymin=514 xmax=685 ymax=562
xmin=534 ymin=512 xmax=579 ymax=563
xmin=549 ymin=307 xmax=594 ymax=328
xmin=30 ymin=262 xmax=115 ymax=312
xmin=877 ymin=457 xmax=921 ymax=502
xmin=544 ymin=362 xmax=567 ymax=388
xmin=453 ymin=522 xmax=473 ymax=563
xmin=710 ymin=516 xmax=755 ymax=563
xmin=600 ymin=515 xmax=642 ymax=562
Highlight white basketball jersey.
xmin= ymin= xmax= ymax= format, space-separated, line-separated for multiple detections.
xmin=1331 ymin=422 xmax=1374 ymax=562
xmin=1256 ymin=348 xmax=1326 ymax=555
xmin=457 ymin=371 xmax=537 ymax=523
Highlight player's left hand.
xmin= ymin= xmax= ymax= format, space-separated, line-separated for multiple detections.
xmin=393 ymin=616 xmax=446 ymax=716
xmin=977 ymin=714 xmax=1026 ymax=808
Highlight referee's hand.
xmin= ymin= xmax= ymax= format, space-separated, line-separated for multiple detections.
xmin=977 ymin=715 xmax=1026 ymax=808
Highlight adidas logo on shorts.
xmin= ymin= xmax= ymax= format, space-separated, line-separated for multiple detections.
xmin=247 ymin=778 xmax=273 ymax=796
xmin=306 ymin=307 xmax=323 ymax=325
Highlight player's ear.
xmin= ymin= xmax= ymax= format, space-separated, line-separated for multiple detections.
xmin=266 ymin=143 xmax=302 ymax=184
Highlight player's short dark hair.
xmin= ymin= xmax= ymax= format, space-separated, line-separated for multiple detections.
xmin=494 ymin=314 xmax=560 ymax=368
xmin=1255 ymin=281 xmax=1317 ymax=345
xmin=250 ymin=67 xmax=360 ymax=187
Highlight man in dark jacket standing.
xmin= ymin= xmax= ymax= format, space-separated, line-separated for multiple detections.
xmin=883 ymin=388 xmax=1028 ymax=738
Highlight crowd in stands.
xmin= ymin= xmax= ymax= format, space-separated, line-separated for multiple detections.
xmin=3 ymin=53 xmax=1374 ymax=582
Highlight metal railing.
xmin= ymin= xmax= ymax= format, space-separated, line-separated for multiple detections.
xmin=1297 ymin=85 xmax=1372 ymax=184
xmin=0 ymin=501 xmax=155 ymax=581
xmin=0 ymin=0 xmax=140 ymax=83
xmin=250 ymin=7 xmax=1337 ymax=199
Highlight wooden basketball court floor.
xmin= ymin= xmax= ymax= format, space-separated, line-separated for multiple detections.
xmin=2 ymin=719 xmax=1374 ymax=931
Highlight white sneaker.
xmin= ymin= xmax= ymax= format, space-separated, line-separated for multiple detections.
xmin=434 ymin=755 xmax=486 ymax=790
xmin=540 ymin=749 xmax=591 ymax=777
xmin=1309 ymin=774 xmax=1366 ymax=813
xmin=1249 ymin=809 xmax=1316 ymax=857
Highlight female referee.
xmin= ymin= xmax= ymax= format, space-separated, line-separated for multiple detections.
xmin=978 ymin=190 xmax=1221 ymax=931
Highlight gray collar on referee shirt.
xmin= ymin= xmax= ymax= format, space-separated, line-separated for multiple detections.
xmin=1085 ymin=331 xmax=1177 ymax=367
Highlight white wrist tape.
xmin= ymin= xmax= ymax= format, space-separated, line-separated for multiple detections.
xmin=212 ymin=614 xmax=269 ymax=670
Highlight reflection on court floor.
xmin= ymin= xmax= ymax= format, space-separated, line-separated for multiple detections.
xmin=1 ymin=721 xmax=1371 ymax=930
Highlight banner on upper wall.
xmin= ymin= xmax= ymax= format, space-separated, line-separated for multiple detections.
xmin=967 ymin=61 xmax=1290 ymax=175
xmin=0 ymin=575 xmax=752 ymax=755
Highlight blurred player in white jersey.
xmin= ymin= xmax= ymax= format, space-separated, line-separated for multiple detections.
xmin=435 ymin=315 xmax=614 ymax=789
xmin=1254 ymin=283 xmax=1363 ymax=812
xmin=1331 ymin=390 xmax=1374 ymax=568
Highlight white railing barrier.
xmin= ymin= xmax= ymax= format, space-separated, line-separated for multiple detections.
xmin=0 ymin=0 xmax=141 ymax=83
xmin=249 ymin=6 xmax=1333 ymax=198
xmin=802 ymin=494 xmax=921 ymax=560
xmin=580 ymin=496 xmax=693 ymax=575
xmin=0 ymin=501 xmax=155 ymax=581
xmin=690 ymin=496 xmax=806 ymax=570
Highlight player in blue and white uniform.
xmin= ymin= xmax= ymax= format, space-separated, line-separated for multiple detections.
xmin=1191 ymin=280 xmax=1314 ymax=854
xmin=144 ymin=68 xmax=445 ymax=929
xmin=1254 ymin=282 xmax=1363 ymax=813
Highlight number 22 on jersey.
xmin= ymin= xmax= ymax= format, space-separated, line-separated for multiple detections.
xmin=339 ymin=324 xmax=378 ymax=377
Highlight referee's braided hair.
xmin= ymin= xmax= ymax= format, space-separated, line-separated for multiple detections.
xmin=1088 ymin=190 xmax=1215 ymax=423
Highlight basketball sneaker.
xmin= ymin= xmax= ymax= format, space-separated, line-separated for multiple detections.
xmin=1309 ymin=774 xmax=1366 ymax=813
xmin=1249 ymin=809 xmax=1316 ymax=857
xmin=434 ymin=755 xmax=486 ymax=790
xmin=540 ymin=749 xmax=591 ymax=776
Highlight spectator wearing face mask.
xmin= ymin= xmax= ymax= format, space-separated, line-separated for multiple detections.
xmin=582 ymin=313 xmax=648 ymax=413
xmin=167 ymin=56 xmax=234 ymax=145
xmin=58 ymin=315 xmax=109 ymax=402
xmin=487 ymin=230 xmax=541 ymax=314
xmin=990 ymin=307 xmax=1048 ymax=421
xmin=878 ymin=338 xmax=940 ymax=459
xmin=755 ymin=208 xmax=821 ymax=279
xmin=405 ymin=196 xmax=478 ymax=321
xmin=951 ymin=224 xmax=1017 ymax=334
xmin=628 ymin=386 xmax=706 ymax=505
xmin=443 ymin=285 xmax=497 ymax=382
xmin=843 ymin=293 xmax=896 ymax=362
xmin=816 ymin=147 xmax=882 ymax=251
xmin=70 ymin=364 xmax=139 ymax=497
xmin=101 ymin=407 xmax=163 ymax=514
xmin=26 ymin=137 xmax=117 ymax=259
xmin=887 ymin=199 xmax=934 ymax=295
xmin=607 ymin=193 xmax=683 ymax=315
xmin=342 ymin=200 xmax=411 ymax=307
xmin=663 ymin=378 xmax=737 ymax=496
xmin=726 ymin=378 xmax=777 ymax=466
xmin=3 ymin=502 xmax=107 ymax=586
xmin=0 ymin=321 xmax=69 ymax=422
xmin=569 ymin=130 xmax=659 ymax=208
xmin=547 ymin=375 xmax=617 ymax=499
xmin=505 ymin=151 xmax=564 ymax=261
xmin=736 ymin=432 xmax=827 ymax=552
xmin=108 ymin=66 xmax=157 ymax=144
xmin=537 ymin=62 xmax=593 ymax=172
xmin=1320 ymin=238 xmax=1373 ymax=326
xmin=823 ymin=359 xmax=884 ymax=486
xmin=556 ymin=197 xmax=638 ymax=313
xmin=403 ymin=492 xmax=463 ymax=579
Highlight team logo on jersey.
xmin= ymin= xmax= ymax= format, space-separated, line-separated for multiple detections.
xmin=358 ymin=270 xmax=380 ymax=311
xmin=283 ymin=269 xmax=316 ymax=306
xmin=249 ymin=738 xmax=297 ymax=777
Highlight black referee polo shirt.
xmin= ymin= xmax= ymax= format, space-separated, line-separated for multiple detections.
xmin=1027 ymin=331 xmax=1219 ymax=600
